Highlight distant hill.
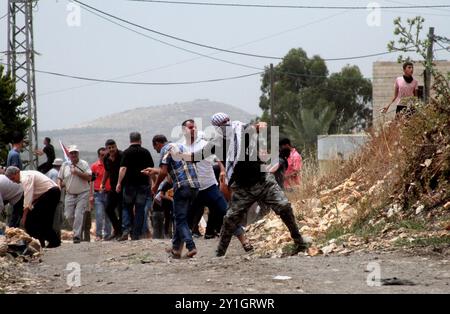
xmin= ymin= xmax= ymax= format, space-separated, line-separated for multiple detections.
xmin=41 ymin=100 xmax=256 ymax=163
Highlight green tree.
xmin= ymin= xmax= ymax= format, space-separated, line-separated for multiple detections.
xmin=0 ymin=65 xmax=30 ymax=165
xmin=259 ymin=48 xmax=328 ymax=129
xmin=284 ymin=104 xmax=336 ymax=152
xmin=259 ymin=48 xmax=372 ymax=153
xmin=325 ymin=65 xmax=372 ymax=133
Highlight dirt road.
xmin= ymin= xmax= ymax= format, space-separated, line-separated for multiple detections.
xmin=15 ymin=237 xmax=450 ymax=294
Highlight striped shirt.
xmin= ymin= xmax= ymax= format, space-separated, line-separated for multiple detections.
xmin=160 ymin=143 xmax=199 ymax=191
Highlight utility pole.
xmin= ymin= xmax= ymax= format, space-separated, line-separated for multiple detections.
xmin=7 ymin=0 xmax=39 ymax=169
xmin=269 ymin=63 xmax=275 ymax=126
xmin=424 ymin=27 xmax=434 ymax=104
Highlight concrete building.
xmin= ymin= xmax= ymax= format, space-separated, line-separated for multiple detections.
xmin=317 ymin=134 xmax=368 ymax=172
xmin=372 ymin=60 xmax=450 ymax=125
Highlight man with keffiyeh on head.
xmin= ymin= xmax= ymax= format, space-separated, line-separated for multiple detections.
xmin=188 ymin=112 xmax=309 ymax=257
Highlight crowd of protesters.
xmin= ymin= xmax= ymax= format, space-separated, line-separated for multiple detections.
xmin=0 ymin=113 xmax=305 ymax=257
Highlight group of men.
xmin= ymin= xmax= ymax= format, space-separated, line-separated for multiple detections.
xmin=1 ymin=112 xmax=307 ymax=258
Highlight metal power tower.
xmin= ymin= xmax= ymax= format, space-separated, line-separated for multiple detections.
xmin=7 ymin=0 xmax=38 ymax=169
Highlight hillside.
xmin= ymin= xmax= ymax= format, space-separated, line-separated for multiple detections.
xmin=41 ymin=100 xmax=256 ymax=162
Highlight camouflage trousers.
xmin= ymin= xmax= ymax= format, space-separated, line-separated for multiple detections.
xmin=217 ymin=174 xmax=303 ymax=255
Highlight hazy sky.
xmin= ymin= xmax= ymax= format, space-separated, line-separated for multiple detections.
xmin=0 ymin=0 xmax=449 ymax=131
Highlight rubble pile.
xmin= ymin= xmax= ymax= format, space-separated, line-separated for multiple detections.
xmin=0 ymin=228 xmax=41 ymax=260
xmin=246 ymin=165 xmax=449 ymax=257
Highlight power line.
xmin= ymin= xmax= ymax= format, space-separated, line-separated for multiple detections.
xmin=385 ymin=0 xmax=450 ymax=15
xmin=73 ymin=0 xmax=408 ymax=62
xmin=321 ymin=50 xmax=399 ymax=61
xmin=39 ymin=4 xmax=348 ymax=96
xmin=79 ymin=4 xmax=262 ymax=71
xmin=0 ymin=60 xmax=261 ymax=85
xmin=127 ymin=0 xmax=450 ymax=10
xmin=36 ymin=69 xmax=263 ymax=85
xmin=25 ymin=45 xmax=447 ymax=96
xmin=73 ymin=0 xmax=282 ymax=60
xmin=435 ymin=42 xmax=450 ymax=52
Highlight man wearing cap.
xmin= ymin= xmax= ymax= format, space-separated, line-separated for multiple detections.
xmin=190 ymin=112 xmax=308 ymax=257
xmin=46 ymin=158 xmax=63 ymax=183
xmin=58 ymin=145 xmax=92 ymax=244
xmin=6 ymin=166 xmax=61 ymax=248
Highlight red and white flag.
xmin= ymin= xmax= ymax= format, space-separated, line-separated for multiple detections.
xmin=59 ymin=139 xmax=70 ymax=163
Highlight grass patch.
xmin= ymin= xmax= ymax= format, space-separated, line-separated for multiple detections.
xmin=323 ymin=224 xmax=347 ymax=242
xmin=281 ymin=242 xmax=311 ymax=255
xmin=281 ymin=243 xmax=298 ymax=255
xmin=395 ymin=236 xmax=450 ymax=247
xmin=394 ymin=219 xmax=427 ymax=231
xmin=352 ymin=222 xmax=386 ymax=239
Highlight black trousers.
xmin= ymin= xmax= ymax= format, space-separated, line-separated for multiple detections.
xmin=152 ymin=198 xmax=173 ymax=239
xmin=8 ymin=195 xmax=24 ymax=228
xmin=37 ymin=161 xmax=53 ymax=174
xmin=105 ymin=190 xmax=123 ymax=235
xmin=25 ymin=187 xmax=61 ymax=247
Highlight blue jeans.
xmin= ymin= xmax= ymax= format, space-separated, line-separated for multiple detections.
xmin=192 ymin=185 xmax=244 ymax=237
xmin=142 ymin=195 xmax=152 ymax=235
xmin=94 ymin=192 xmax=112 ymax=238
xmin=172 ymin=186 xmax=198 ymax=251
xmin=122 ymin=185 xmax=150 ymax=240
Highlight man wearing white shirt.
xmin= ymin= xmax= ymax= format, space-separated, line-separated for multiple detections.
xmin=57 ymin=145 xmax=92 ymax=244
xmin=5 ymin=166 xmax=61 ymax=248
xmin=181 ymin=119 xmax=252 ymax=251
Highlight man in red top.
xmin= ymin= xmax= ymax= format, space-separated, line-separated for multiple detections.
xmin=90 ymin=147 xmax=112 ymax=241
xmin=280 ymin=138 xmax=302 ymax=191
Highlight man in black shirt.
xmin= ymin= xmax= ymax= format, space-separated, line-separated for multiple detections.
xmin=101 ymin=139 xmax=124 ymax=240
xmin=36 ymin=137 xmax=56 ymax=174
xmin=116 ymin=132 xmax=154 ymax=240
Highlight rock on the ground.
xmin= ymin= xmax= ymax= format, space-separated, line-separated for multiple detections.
xmin=321 ymin=243 xmax=338 ymax=255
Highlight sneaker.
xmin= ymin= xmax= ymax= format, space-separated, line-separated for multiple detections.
xmin=186 ymin=248 xmax=197 ymax=258
xmin=46 ymin=241 xmax=61 ymax=248
xmin=215 ymin=249 xmax=226 ymax=257
xmin=104 ymin=232 xmax=121 ymax=241
xmin=118 ymin=233 xmax=129 ymax=241
xmin=165 ymin=247 xmax=181 ymax=259
xmin=293 ymin=241 xmax=309 ymax=253
xmin=73 ymin=237 xmax=81 ymax=244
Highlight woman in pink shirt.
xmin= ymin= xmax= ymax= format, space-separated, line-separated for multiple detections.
xmin=382 ymin=61 xmax=418 ymax=115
